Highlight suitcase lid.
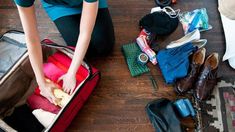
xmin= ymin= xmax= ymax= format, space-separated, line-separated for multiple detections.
xmin=0 ymin=30 xmax=28 ymax=84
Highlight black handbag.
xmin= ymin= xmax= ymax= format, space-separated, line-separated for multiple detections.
xmin=145 ymin=98 xmax=183 ymax=132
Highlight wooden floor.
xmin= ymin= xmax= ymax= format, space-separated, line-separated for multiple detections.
xmin=1 ymin=0 xmax=235 ymax=131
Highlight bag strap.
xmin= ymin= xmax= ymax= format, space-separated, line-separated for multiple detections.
xmin=40 ymin=39 xmax=93 ymax=79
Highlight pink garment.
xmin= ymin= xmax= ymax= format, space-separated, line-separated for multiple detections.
xmin=27 ymin=94 xmax=60 ymax=114
xmin=35 ymin=62 xmax=64 ymax=95
xmin=43 ymin=62 xmax=65 ymax=82
xmin=34 ymin=51 xmax=88 ymax=95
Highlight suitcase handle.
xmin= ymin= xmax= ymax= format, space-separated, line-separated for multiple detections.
xmin=40 ymin=39 xmax=93 ymax=80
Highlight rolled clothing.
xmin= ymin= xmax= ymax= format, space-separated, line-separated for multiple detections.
xmin=32 ymin=109 xmax=56 ymax=128
xmin=27 ymin=94 xmax=61 ymax=114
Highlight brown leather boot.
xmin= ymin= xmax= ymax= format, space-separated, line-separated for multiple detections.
xmin=175 ymin=48 xmax=206 ymax=94
xmin=195 ymin=53 xmax=219 ymax=101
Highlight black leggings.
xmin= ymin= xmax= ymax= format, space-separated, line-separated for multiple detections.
xmin=54 ymin=8 xmax=115 ymax=57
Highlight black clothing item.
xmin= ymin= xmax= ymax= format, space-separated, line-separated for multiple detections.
xmin=3 ymin=105 xmax=44 ymax=132
xmin=54 ymin=8 xmax=115 ymax=57
xmin=139 ymin=12 xmax=179 ymax=36
xmin=145 ymin=98 xmax=182 ymax=132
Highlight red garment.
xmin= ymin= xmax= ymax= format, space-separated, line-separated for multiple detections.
xmin=27 ymin=94 xmax=60 ymax=114
xmin=43 ymin=62 xmax=65 ymax=82
xmin=49 ymin=52 xmax=87 ymax=81
xmin=30 ymin=51 xmax=90 ymax=115
xmin=35 ymin=52 xmax=88 ymax=95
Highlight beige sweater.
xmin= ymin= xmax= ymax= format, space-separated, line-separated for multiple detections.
xmin=219 ymin=0 xmax=235 ymax=20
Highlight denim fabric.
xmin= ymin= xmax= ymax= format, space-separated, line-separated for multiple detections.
xmin=157 ymin=43 xmax=197 ymax=84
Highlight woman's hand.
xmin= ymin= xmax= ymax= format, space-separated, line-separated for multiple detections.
xmin=17 ymin=5 xmax=55 ymax=102
xmin=58 ymin=72 xmax=77 ymax=95
xmin=58 ymin=1 xmax=98 ymax=95
xmin=39 ymin=80 xmax=59 ymax=104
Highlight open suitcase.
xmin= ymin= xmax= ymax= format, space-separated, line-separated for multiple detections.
xmin=0 ymin=30 xmax=100 ymax=132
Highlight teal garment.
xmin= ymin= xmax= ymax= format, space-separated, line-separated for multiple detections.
xmin=14 ymin=0 xmax=108 ymax=21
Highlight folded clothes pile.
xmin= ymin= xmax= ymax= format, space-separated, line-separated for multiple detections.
xmin=26 ymin=51 xmax=88 ymax=129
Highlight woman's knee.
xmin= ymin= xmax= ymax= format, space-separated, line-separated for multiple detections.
xmin=88 ymin=28 xmax=115 ymax=56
